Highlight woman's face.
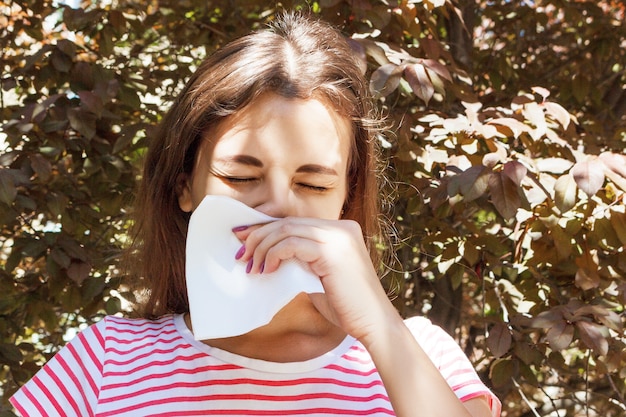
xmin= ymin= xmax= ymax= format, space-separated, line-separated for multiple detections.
xmin=178 ymin=93 xmax=352 ymax=219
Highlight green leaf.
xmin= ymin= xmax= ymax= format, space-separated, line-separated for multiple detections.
xmin=490 ymin=357 xmax=517 ymax=388
xmin=105 ymin=297 xmax=122 ymax=315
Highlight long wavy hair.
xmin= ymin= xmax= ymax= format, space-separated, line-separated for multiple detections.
xmin=128 ymin=12 xmax=386 ymax=318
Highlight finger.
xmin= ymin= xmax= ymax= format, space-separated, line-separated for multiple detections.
xmin=257 ymin=235 xmax=323 ymax=274
xmin=243 ymin=220 xmax=329 ymax=272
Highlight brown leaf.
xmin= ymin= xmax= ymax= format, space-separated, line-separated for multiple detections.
xmin=530 ymin=309 xmax=562 ymax=328
xmin=404 ymin=63 xmax=434 ymax=105
xmin=503 ymin=160 xmax=527 ymax=186
xmin=609 ymin=209 xmax=626 ymax=247
xmin=487 ymin=322 xmax=512 ymax=358
xmin=419 ymin=58 xmax=452 ymax=82
xmin=370 ymin=63 xmax=403 ymax=97
xmin=29 ymin=154 xmax=52 ymax=182
xmin=449 ymin=165 xmax=491 ymax=202
xmin=489 ymin=171 xmax=520 ymax=219
xmin=0 ymin=169 xmax=17 ymax=205
xmin=67 ymin=261 xmax=91 ymax=285
xmin=576 ymin=321 xmax=609 ymax=356
xmin=78 ymin=91 xmax=104 ymax=117
xmin=575 ymin=266 xmax=600 ymax=291
xmin=550 ymin=225 xmax=573 ymax=260
xmin=546 ymin=320 xmax=574 ymax=351
xmin=571 ymin=159 xmax=605 ymax=197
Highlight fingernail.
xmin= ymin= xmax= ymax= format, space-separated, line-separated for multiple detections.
xmin=259 ymin=262 xmax=265 ymax=274
xmin=235 ymin=245 xmax=245 ymax=260
xmin=232 ymin=225 xmax=249 ymax=232
xmin=246 ymin=259 xmax=253 ymax=273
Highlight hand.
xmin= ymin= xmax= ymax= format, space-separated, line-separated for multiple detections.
xmin=232 ymin=217 xmax=401 ymax=345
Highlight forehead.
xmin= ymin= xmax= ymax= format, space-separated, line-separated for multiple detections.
xmin=201 ymin=93 xmax=353 ymax=167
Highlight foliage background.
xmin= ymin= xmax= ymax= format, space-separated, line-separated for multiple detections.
xmin=1 ymin=0 xmax=625 ymax=415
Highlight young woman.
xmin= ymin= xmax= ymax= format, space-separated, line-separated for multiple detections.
xmin=11 ymin=13 xmax=500 ymax=417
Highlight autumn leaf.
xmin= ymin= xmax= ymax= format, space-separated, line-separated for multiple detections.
xmin=554 ymin=174 xmax=577 ymax=213
xmin=576 ymin=321 xmax=609 ymax=356
xmin=489 ymin=171 xmax=521 ymax=219
xmin=503 ymin=160 xmax=527 ymax=186
xmin=575 ymin=268 xmax=600 ymax=291
xmin=404 ymin=63 xmax=434 ymax=105
xmin=571 ymin=159 xmax=605 ymax=196
xmin=370 ymin=63 xmax=404 ymax=97
xmin=448 ymin=165 xmax=491 ymax=201
xmin=546 ymin=320 xmax=574 ymax=351
xmin=487 ymin=322 xmax=512 ymax=358
xmin=609 ymin=209 xmax=626 ymax=247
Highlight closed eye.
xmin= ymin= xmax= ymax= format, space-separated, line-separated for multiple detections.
xmin=224 ymin=177 xmax=258 ymax=184
xmin=297 ymin=183 xmax=329 ymax=192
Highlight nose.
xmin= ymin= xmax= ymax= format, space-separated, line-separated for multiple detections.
xmin=253 ymin=177 xmax=294 ymax=218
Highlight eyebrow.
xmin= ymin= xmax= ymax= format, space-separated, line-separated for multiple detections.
xmin=214 ymin=155 xmax=263 ymax=167
xmin=215 ymin=155 xmax=338 ymax=176
xmin=296 ymin=164 xmax=338 ymax=176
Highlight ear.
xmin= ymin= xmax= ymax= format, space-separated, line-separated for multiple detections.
xmin=176 ymin=173 xmax=193 ymax=213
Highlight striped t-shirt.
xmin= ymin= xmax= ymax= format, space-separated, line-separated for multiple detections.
xmin=11 ymin=314 xmax=501 ymax=416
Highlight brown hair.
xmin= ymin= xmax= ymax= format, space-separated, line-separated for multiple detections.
xmin=129 ymin=12 xmax=385 ymax=318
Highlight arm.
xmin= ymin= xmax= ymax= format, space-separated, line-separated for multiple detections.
xmin=361 ymin=314 xmax=494 ymax=417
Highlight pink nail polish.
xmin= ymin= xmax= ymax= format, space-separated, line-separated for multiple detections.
xmin=235 ymin=245 xmax=245 ymax=260
xmin=246 ymin=259 xmax=253 ymax=273
xmin=259 ymin=262 xmax=265 ymax=274
xmin=232 ymin=225 xmax=249 ymax=232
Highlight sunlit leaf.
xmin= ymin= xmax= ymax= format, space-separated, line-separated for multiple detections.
xmin=544 ymin=101 xmax=571 ymax=130
xmin=535 ymin=157 xmax=574 ymax=174
xmin=404 ymin=63 xmax=434 ymax=104
xmin=571 ymin=159 xmax=605 ymax=197
xmin=554 ymin=174 xmax=577 ymax=213
xmin=370 ymin=64 xmax=403 ymax=97
xmin=502 ymin=160 xmax=527 ymax=186
xmin=457 ymin=165 xmax=491 ymax=201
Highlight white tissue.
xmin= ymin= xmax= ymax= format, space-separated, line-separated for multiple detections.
xmin=185 ymin=195 xmax=324 ymax=340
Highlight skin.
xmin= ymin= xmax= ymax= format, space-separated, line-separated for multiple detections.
xmin=178 ymin=92 xmax=493 ymax=417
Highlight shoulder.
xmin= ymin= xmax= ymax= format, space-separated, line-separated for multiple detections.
xmin=403 ymin=316 xmax=457 ymax=351
xmin=97 ymin=314 xmax=181 ymax=346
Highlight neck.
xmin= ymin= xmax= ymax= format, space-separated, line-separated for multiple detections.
xmin=186 ymin=293 xmax=347 ymax=362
